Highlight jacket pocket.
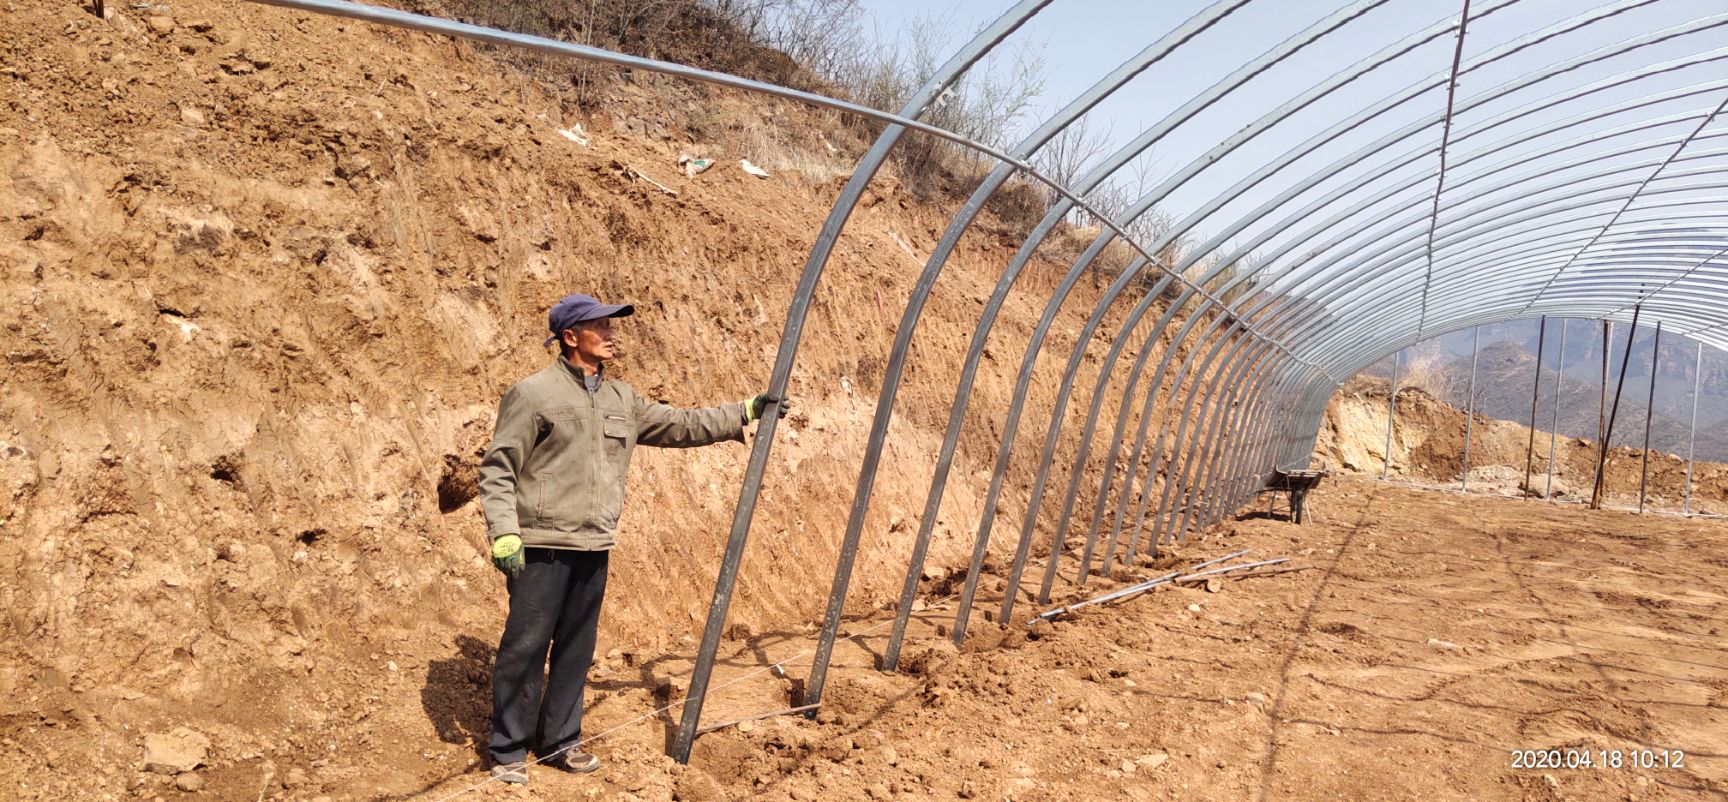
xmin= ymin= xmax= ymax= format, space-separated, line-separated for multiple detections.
xmin=603 ymin=418 xmax=631 ymax=463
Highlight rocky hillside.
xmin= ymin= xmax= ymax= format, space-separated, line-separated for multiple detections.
xmin=1317 ymin=377 xmax=1728 ymax=514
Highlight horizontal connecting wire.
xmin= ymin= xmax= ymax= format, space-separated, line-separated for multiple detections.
xmin=1515 ymin=92 xmax=1728 ymax=318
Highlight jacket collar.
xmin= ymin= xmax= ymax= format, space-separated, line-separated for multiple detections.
xmin=557 ymin=356 xmax=606 ymax=383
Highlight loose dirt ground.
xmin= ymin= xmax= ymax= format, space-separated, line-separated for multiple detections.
xmin=373 ymin=475 xmax=1727 ymax=802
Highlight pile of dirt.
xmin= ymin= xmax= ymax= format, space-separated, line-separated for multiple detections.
xmin=1317 ymin=377 xmax=1727 ymax=514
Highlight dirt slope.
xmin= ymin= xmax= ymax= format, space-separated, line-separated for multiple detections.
xmin=1 ymin=0 xmax=1185 ymax=797
xmin=1317 ymin=377 xmax=1728 ymax=515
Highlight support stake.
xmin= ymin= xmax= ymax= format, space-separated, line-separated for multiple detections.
xmin=1523 ymin=316 xmax=1547 ymax=495
xmin=1545 ymin=320 xmax=1567 ymax=500
xmin=1685 ymin=341 xmax=1702 ymax=515
xmin=1382 ymin=350 xmax=1401 ymax=481
xmin=1638 ymin=322 xmax=1661 ymax=514
xmin=1461 ymin=326 xmax=1480 ymax=490
xmin=1592 ymin=307 xmax=1641 ymax=510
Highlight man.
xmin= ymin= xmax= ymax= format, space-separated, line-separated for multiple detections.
xmin=477 ymin=293 xmax=784 ymax=784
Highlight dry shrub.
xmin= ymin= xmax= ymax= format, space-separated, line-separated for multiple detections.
xmin=419 ymin=0 xmax=826 ymax=106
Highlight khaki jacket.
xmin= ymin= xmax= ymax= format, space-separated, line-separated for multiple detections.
xmin=479 ymin=358 xmax=745 ymax=550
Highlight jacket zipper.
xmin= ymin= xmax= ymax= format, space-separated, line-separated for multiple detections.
xmin=584 ymin=374 xmax=598 ymax=534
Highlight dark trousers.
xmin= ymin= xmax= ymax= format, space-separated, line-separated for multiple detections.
xmin=489 ymin=548 xmax=609 ymax=765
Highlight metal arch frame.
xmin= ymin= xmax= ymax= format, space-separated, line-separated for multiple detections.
xmin=1178 ymin=80 xmax=1728 ymax=350
xmin=246 ymin=0 xmax=1728 ymax=765
xmin=981 ymin=0 xmax=1533 ymax=610
xmin=1290 ymin=191 xmax=1728 ymax=371
xmin=1224 ymin=181 xmax=1728 ymax=376
xmin=1185 ymin=89 xmax=1728 ymax=319
xmin=1004 ymin=24 xmax=1728 ymax=565
xmin=1273 ymin=163 xmax=1728 ymax=324
xmin=1234 ymin=91 xmax=1728 ymax=371
xmin=1283 ymin=188 xmax=1728 ymax=366
xmin=955 ymin=0 xmax=1487 ymax=619
xmin=955 ymin=0 xmax=1626 ymax=619
xmin=934 ymin=0 xmax=1419 ymax=647
xmin=1513 ymin=93 xmax=1728 ymax=317
xmin=1131 ymin=22 xmax=1728 ymax=303
xmin=1163 ymin=71 xmax=1728 ymax=351
xmin=801 ymin=0 xmax=1256 ymax=709
xmin=882 ymin=0 xmax=1413 ymax=652
xmin=1002 ymin=25 xmax=1728 ymax=563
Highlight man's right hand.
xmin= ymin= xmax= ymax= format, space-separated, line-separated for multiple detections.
xmin=491 ymin=534 xmax=524 ymax=578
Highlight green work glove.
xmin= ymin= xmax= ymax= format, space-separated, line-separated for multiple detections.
xmin=491 ymin=534 xmax=524 ymax=579
xmin=744 ymin=392 xmax=791 ymax=423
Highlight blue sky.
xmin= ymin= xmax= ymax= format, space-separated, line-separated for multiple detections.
xmin=850 ymin=0 xmax=1723 ymax=225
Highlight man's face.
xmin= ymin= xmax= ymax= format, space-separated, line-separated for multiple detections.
xmin=563 ymin=316 xmax=617 ymax=364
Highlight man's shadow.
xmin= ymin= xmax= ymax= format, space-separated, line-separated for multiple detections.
xmin=423 ymin=634 xmax=495 ymax=761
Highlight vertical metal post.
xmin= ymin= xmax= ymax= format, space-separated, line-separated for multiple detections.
xmin=1461 ymin=326 xmax=1480 ymax=490
xmin=1382 ymin=350 xmax=1402 ymax=481
xmin=1592 ymin=307 xmax=1641 ymax=510
xmin=1638 ymin=322 xmax=1661 ymax=514
xmin=1545 ymin=320 xmax=1567 ymax=499
xmin=1523 ymin=316 xmax=1548 ymax=495
xmin=1685 ymin=341 xmax=1702 ymax=515
xmin=1599 ymin=320 xmax=1611 ymax=446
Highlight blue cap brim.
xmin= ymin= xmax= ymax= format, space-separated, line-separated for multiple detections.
xmin=578 ymin=303 xmax=635 ymax=321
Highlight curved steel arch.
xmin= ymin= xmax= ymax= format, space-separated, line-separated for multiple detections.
xmin=249 ymin=0 xmax=1728 ymax=765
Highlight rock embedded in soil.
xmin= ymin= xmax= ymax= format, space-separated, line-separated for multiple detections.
xmin=142 ymin=728 xmax=209 ymax=774
xmin=1136 ymin=752 xmax=1170 ymax=770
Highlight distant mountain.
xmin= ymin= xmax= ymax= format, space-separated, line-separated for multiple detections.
xmin=1364 ymin=319 xmax=1728 ymax=463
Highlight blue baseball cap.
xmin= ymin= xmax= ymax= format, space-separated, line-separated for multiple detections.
xmin=543 ymin=293 xmax=634 ymax=347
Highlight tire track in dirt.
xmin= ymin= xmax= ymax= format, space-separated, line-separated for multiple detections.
xmin=1253 ymin=481 xmax=1379 ymax=802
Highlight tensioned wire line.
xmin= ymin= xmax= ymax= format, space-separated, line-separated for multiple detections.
xmin=1418 ymin=0 xmax=1473 ymax=337
xmin=422 ymin=540 xmax=1108 ymax=802
xmin=1514 ymin=92 xmax=1728 ymax=318
xmin=1592 ymin=99 xmax=1728 ymax=320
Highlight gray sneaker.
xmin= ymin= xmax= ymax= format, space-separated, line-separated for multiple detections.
xmin=490 ymin=761 xmax=528 ymax=785
xmin=552 ymin=750 xmax=601 ymax=773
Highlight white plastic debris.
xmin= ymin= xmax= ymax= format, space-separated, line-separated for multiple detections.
xmin=558 ymin=123 xmax=590 ymax=147
xmin=678 ymin=153 xmax=714 ymax=176
xmin=740 ymin=159 xmax=771 ymax=178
